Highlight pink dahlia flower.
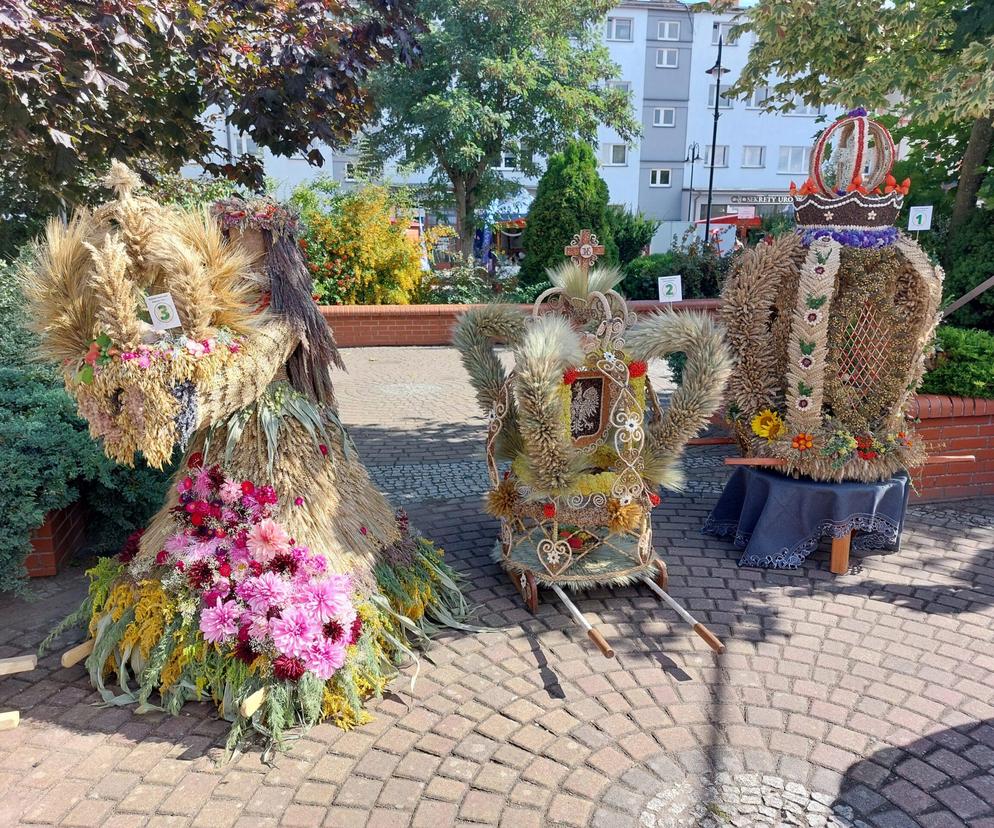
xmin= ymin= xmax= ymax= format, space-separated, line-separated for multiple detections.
xmin=239 ymin=571 xmax=290 ymax=614
xmin=270 ymin=606 xmax=317 ymax=658
xmin=219 ymin=478 xmax=242 ymax=504
xmin=302 ymin=579 xmax=351 ymax=623
xmin=247 ymin=518 xmax=290 ymax=562
xmin=200 ymin=599 xmax=240 ymax=643
xmin=303 ymin=637 xmax=347 ymax=680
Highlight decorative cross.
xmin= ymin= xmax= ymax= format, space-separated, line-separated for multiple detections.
xmin=564 ymin=229 xmax=605 ymax=275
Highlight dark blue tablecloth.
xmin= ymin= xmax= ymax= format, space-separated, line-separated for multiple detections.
xmin=702 ymin=467 xmax=911 ymax=569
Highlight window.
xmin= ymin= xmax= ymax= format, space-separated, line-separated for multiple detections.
xmin=707 ymin=84 xmax=733 ymax=109
xmin=649 ymin=168 xmax=672 ymax=187
xmin=652 ymin=107 xmax=676 ymax=127
xmin=491 ymin=145 xmax=531 ymax=170
xmin=607 ymin=80 xmax=631 ymax=94
xmin=712 ymin=21 xmax=738 ymax=45
xmin=344 ymin=162 xmax=357 ymax=182
xmin=605 ymin=17 xmax=633 ymax=41
xmin=604 ymin=143 xmax=628 ymax=166
xmin=656 ymin=48 xmax=679 ymax=68
xmin=786 ymin=95 xmax=822 ymax=116
xmin=704 ymin=145 xmax=728 ymax=167
xmin=746 ymin=86 xmax=770 ymax=109
xmin=778 ymin=145 xmax=811 ymax=174
xmin=235 ymin=133 xmax=261 ymax=157
xmin=742 ymin=145 xmax=766 ymax=168
xmin=658 ymin=20 xmax=680 ymax=40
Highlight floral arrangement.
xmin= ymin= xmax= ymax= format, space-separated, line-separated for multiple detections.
xmin=211 ymin=196 xmax=302 ymax=238
xmin=153 ymin=455 xmax=359 ymax=683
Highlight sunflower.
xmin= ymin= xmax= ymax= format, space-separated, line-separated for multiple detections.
xmin=750 ymin=408 xmax=785 ymax=441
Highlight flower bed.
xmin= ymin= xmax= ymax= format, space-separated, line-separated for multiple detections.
xmin=320 ymin=299 xmax=720 ymax=348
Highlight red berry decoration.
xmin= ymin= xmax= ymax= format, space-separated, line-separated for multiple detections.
xmin=319 ymin=444 xmax=329 ymax=456
xmin=628 ymin=360 xmax=648 ymax=379
xmin=187 ymin=451 xmax=204 ymax=468
xmin=241 ymin=480 xmax=255 ymax=495
xmin=562 ymin=367 xmax=579 ymax=385
xmin=542 ymin=503 xmax=556 ymax=519
xmin=566 ymin=534 xmax=582 ymax=550
xmin=648 ymin=492 xmax=661 ymax=507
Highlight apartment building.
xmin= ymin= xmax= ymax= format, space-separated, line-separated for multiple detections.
xmin=223 ymin=3 xmax=839 ymax=246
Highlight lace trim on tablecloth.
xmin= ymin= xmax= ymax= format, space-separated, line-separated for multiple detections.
xmin=702 ymin=513 xmax=901 ymax=569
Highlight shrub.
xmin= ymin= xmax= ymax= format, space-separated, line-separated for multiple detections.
xmin=606 ymin=206 xmax=660 ymax=266
xmin=620 ymin=229 xmax=729 ymax=300
xmin=420 ymin=255 xmax=548 ymax=304
xmin=0 ymin=258 xmax=172 ymax=593
xmin=921 ymin=325 xmax=994 ymax=400
xmin=293 ymin=179 xmax=423 ymax=305
xmin=941 ymin=209 xmax=994 ymax=331
xmin=520 ymin=141 xmax=617 ymax=285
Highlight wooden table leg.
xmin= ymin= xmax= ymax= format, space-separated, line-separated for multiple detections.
xmin=830 ymin=532 xmax=852 ymax=575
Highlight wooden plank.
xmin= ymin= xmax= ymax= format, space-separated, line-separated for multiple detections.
xmin=61 ymin=639 xmax=94 ymax=669
xmin=830 ymin=533 xmax=852 ymax=575
xmin=923 ymin=454 xmax=976 ymax=464
xmin=723 ymin=457 xmax=786 ymax=467
xmin=687 ymin=436 xmax=737 ymax=446
xmin=0 ymin=711 xmax=18 ymax=731
xmin=0 ymin=655 xmax=36 ymax=677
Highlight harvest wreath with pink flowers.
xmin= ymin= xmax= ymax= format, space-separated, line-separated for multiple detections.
xmin=33 ymin=164 xmax=468 ymax=753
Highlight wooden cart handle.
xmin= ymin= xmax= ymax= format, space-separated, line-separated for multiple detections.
xmin=693 ymin=623 xmax=725 ymax=654
xmin=587 ymin=629 xmax=615 ymax=659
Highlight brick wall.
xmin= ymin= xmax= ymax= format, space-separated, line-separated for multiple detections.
xmin=908 ymin=395 xmax=994 ymax=502
xmin=26 ymin=500 xmax=87 ymax=578
xmin=321 ymin=299 xmax=721 ymax=348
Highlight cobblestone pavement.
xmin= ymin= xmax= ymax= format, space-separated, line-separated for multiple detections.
xmin=2 ymin=346 xmax=994 ymax=828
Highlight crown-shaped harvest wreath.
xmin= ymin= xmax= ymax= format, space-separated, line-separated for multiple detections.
xmin=28 ymin=164 xmax=469 ymax=752
xmin=455 ymin=234 xmax=732 ymax=656
xmin=722 ymin=110 xmax=944 ymax=482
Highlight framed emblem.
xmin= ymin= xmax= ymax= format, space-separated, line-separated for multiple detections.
xmin=568 ymin=370 xmax=613 ymax=447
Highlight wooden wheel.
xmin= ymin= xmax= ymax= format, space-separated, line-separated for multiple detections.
xmin=509 ymin=568 xmax=539 ymax=613
xmin=654 ymin=559 xmax=668 ymax=591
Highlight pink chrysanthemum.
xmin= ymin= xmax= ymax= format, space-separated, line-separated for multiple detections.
xmin=200 ymin=599 xmax=240 ymax=643
xmin=247 ymin=518 xmax=290 ymax=562
xmin=192 ymin=467 xmax=214 ymax=499
xmin=163 ymin=532 xmax=191 ymax=556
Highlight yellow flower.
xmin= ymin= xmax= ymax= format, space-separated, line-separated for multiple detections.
xmin=751 ymin=409 xmax=785 ymax=441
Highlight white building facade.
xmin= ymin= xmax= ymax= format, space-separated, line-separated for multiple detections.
xmin=210 ymin=3 xmax=839 ymax=247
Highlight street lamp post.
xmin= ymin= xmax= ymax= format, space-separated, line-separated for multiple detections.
xmin=684 ymin=142 xmax=701 ymax=222
xmin=704 ymin=35 xmax=729 ymax=244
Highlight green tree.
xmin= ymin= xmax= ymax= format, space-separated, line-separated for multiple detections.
xmin=727 ymin=0 xmax=994 ymax=230
xmin=605 ymin=205 xmax=660 ymax=266
xmin=0 ymin=0 xmax=422 ymax=234
xmin=519 ymin=141 xmax=617 ymax=285
xmin=363 ymin=0 xmax=638 ymax=257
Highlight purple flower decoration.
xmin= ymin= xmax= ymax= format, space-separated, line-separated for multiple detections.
xmin=799 ymin=227 xmax=898 ymax=249
xmin=847 ymin=107 xmax=868 ymax=117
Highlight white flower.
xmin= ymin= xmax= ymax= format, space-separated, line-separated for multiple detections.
xmin=623 ymin=415 xmax=640 ymax=433
xmin=545 ymin=547 xmax=562 ymax=564
xmin=602 ymin=351 xmax=617 ymax=364
xmin=805 ymin=310 xmax=822 ymax=326
xmin=795 ymin=396 xmax=813 ymax=411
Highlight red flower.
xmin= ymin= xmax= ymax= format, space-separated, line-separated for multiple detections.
xmin=272 ymin=655 xmax=306 ymax=682
xmin=319 ymin=444 xmax=329 ymax=456
xmin=175 ymin=560 xmax=185 ymax=572
xmin=155 ymin=549 xmax=168 ymax=566
xmin=348 ymin=616 xmax=363 ymax=646
xmin=323 ymin=619 xmax=345 ymax=643
xmin=628 ymin=361 xmax=648 ymax=379
xmin=179 ymin=477 xmax=193 ymax=492
xmin=542 ymin=503 xmax=556 ymax=519
xmin=359 ymin=526 xmax=368 ymax=536
xmin=294 ymin=496 xmax=304 ymax=506
xmin=241 ymin=481 xmax=255 ymax=495
xmin=249 ymin=561 xmax=264 ymax=576
xmin=187 ymin=452 xmax=204 ymax=469
xmin=218 ymin=562 xmax=232 ymax=578
xmin=562 ymin=367 xmax=579 ymax=385
xmin=648 ymin=492 xmax=661 ymax=507
xmin=233 ymin=639 xmax=255 ymax=664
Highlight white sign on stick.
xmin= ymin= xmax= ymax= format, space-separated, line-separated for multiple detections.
xmin=145 ymin=292 xmax=182 ymax=331
xmin=657 ymin=274 xmax=683 ymax=303
xmin=908 ymin=206 xmax=933 ymax=231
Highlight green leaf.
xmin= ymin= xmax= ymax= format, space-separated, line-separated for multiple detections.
xmin=78 ymin=364 xmax=94 ymax=384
